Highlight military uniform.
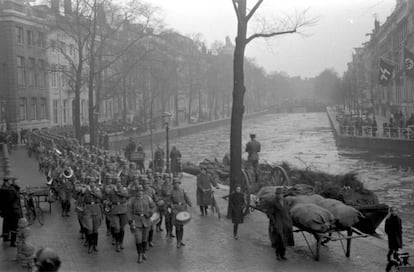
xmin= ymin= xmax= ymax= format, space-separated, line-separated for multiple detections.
xmin=128 ymin=191 xmax=155 ymax=263
xmin=81 ymin=188 xmax=102 ymax=253
xmin=196 ymin=171 xmax=218 ymax=216
xmin=160 ymin=178 xmax=174 ymax=237
xmin=57 ymin=178 xmax=74 ymax=217
xmin=170 ymin=181 xmax=192 ymax=248
xmin=109 ymin=186 xmax=129 ymax=252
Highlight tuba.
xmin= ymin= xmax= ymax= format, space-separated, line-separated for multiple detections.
xmin=62 ymin=167 xmax=74 ymax=179
xmin=46 ymin=169 xmax=54 ymax=186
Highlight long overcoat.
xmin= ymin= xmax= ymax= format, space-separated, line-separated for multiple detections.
xmin=266 ymin=198 xmax=294 ymax=248
xmin=196 ymin=173 xmax=217 ymax=206
xmin=229 ymin=192 xmax=245 ymax=224
xmin=385 ymin=214 xmax=403 ymax=250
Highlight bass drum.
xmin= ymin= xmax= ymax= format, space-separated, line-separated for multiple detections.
xmin=176 ymin=211 xmax=192 ymax=225
xmin=150 ymin=212 xmax=161 ymax=225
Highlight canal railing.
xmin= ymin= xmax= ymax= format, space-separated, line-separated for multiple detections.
xmin=339 ymin=125 xmax=414 ymax=140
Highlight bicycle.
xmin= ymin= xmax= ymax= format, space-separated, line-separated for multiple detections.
xmin=21 ymin=191 xmax=44 ymax=226
xmin=386 ymin=251 xmax=414 ymax=272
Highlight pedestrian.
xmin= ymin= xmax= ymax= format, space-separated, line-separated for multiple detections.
xmin=154 ymin=145 xmax=165 ymax=173
xmin=265 ymin=188 xmax=294 ymax=261
xmin=125 ymin=137 xmax=136 ymax=161
xmin=196 ymin=165 xmax=219 ymax=216
xmin=128 ymin=184 xmax=156 ymax=263
xmin=245 ymin=133 xmax=261 ymax=178
xmin=170 ymin=177 xmax=192 ymax=248
xmin=0 ymin=176 xmax=22 ymax=247
xmin=170 ymin=146 xmax=182 ymax=177
xmin=34 ymin=247 xmax=61 ymax=272
xmin=135 ymin=143 xmax=145 ymax=174
xmin=229 ymin=185 xmax=246 ymax=240
xmin=385 ymin=207 xmax=403 ymax=262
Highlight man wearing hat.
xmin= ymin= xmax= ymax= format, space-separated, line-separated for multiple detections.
xmin=128 ymin=184 xmax=156 ymax=263
xmin=34 ymin=247 xmax=61 ymax=272
xmin=161 ymin=174 xmax=174 ymax=238
xmin=0 ymin=176 xmax=21 ymax=246
xmin=196 ymin=165 xmax=219 ymax=216
xmin=143 ymin=177 xmax=157 ymax=248
xmin=266 ymin=187 xmax=294 ymax=261
xmin=170 ymin=177 xmax=192 ymax=248
xmin=109 ymin=183 xmax=129 ymax=252
xmin=245 ymin=133 xmax=261 ymax=177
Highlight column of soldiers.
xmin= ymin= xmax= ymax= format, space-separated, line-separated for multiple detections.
xmin=27 ymin=131 xmax=191 ymax=264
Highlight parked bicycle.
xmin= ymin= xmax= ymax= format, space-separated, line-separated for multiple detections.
xmin=21 ymin=190 xmax=44 ymax=226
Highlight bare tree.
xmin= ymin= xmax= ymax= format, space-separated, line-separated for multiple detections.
xmin=229 ymin=0 xmax=315 ymax=194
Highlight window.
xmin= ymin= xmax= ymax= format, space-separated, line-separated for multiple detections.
xmin=50 ymin=64 xmax=57 ymax=88
xmin=38 ymin=60 xmax=46 ymax=87
xmin=52 ymin=100 xmax=58 ymax=123
xmin=39 ymin=98 xmax=47 ymax=119
xmin=27 ymin=30 xmax=34 ymax=46
xmin=15 ymin=26 xmax=24 ymax=44
xmin=27 ymin=58 xmax=35 ymax=86
xmin=61 ymin=65 xmax=66 ymax=87
xmin=19 ymin=98 xmax=27 ymax=121
xmin=63 ymin=99 xmax=68 ymax=123
xmin=69 ymin=44 xmax=75 ymax=56
xmin=37 ymin=32 xmax=45 ymax=48
xmin=16 ymin=56 xmax=25 ymax=86
xmin=60 ymin=41 xmax=66 ymax=54
xmin=30 ymin=98 xmax=37 ymax=120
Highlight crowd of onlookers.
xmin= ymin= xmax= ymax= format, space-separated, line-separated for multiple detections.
xmin=337 ymin=110 xmax=414 ymax=138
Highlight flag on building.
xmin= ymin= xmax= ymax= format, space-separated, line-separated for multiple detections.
xmin=378 ymin=58 xmax=394 ymax=85
xmin=404 ymin=47 xmax=414 ymax=78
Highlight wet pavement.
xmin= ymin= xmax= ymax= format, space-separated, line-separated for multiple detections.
xmin=0 ymin=147 xmax=393 ymax=271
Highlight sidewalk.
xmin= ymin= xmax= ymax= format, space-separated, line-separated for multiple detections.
xmin=0 ymin=148 xmax=390 ymax=272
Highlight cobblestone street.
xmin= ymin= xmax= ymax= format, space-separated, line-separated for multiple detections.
xmin=0 ymin=148 xmax=390 ymax=272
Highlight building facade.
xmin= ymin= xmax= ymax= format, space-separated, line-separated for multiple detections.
xmin=344 ymin=0 xmax=414 ymax=118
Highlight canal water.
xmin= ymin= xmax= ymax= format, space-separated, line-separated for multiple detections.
xmin=167 ymin=112 xmax=414 ymax=245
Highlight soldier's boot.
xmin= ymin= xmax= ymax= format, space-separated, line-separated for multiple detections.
xmin=204 ymin=206 xmax=208 ymax=216
xmin=115 ymin=233 xmax=120 ymax=252
xmin=141 ymin=242 xmax=147 ymax=260
xmin=10 ymin=231 xmax=17 ymax=247
xmin=119 ymin=231 xmax=124 ymax=250
xmin=136 ymin=244 xmax=142 ymax=263
xmin=111 ymin=229 xmax=116 ymax=245
xmin=87 ymin=234 xmax=93 ymax=254
xmin=65 ymin=202 xmax=71 ymax=217
xmin=61 ymin=202 xmax=65 ymax=217
xmin=148 ymin=230 xmax=153 ymax=247
xmin=200 ymin=206 xmax=204 ymax=216
xmin=93 ymin=233 xmax=99 ymax=252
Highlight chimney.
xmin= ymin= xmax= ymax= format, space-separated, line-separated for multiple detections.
xmin=51 ymin=0 xmax=59 ymax=14
xmin=63 ymin=0 xmax=71 ymax=15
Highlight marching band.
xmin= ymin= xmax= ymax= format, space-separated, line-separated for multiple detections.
xmin=26 ymin=130 xmax=191 ymax=263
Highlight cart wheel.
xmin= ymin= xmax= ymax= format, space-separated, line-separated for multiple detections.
xmin=271 ymin=166 xmax=290 ymax=186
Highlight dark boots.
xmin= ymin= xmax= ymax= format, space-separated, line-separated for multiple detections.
xmin=136 ymin=243 xmax=147 ymax=263
xmin=119 ymin=231 xmax=124 ymax=250
xmin=176 ymin=227 xmax=184 ymax=248
xmin=142 ymin=242 xmax=147 ymax=260
xmin=200 ymin=206 xmax=205 ymax=216
xmin=148 ymin=229 xmax=153 ymax=247
xmin=93 ymin=233 xmax=98 ymax=252
xmin=156 ymin=216 xmax=163 ymax=232
xmin=87 ymin=234 xmax=93 ymax=254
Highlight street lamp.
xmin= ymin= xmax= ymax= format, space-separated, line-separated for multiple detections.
xmin=161 ymin=112 xmax=172 ymax=173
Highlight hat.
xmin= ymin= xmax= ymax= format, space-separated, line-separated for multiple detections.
xmin=172 ymin=177 xmax=181 ymax=184
xmin=35 ymin=247 xmax=61 ymax=272
xmin=155 ymin=172 xmax=162 ymax=177
xmin=250 ymin=133 xmax=256 ymax=138
xmin=199 ymin=164 xmax=207 ymax=170
xmin=163 ymin=173 xmax=171 ymax=179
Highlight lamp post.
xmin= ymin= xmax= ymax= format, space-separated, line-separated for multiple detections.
xmin=161 ymin=112 xmax=172 ymax=173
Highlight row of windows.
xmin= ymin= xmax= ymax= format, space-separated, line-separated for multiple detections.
xmin=16 ymin=56 xmax=47 ymax=87
xmin=16 ymin=57 xmax=71 ymax=88
xmin=15 ymin=26 xmax=45 ymax=48
xmin=51 ymin=99 xmax=88 ymax=124
xmin=50 ymin=39 xmax=76 ymax=57
xmin=18 ymin=97 xmax=47 ymax=121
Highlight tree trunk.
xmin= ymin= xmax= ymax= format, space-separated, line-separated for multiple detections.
xmin=229 ymin=0 xmax=247 ymax=213
xmin=122 ymin=77 xmax=127 ymax=125
xmin=174 ymin=67 xmax=179 ymax=127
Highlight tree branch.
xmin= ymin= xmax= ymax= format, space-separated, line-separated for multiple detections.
xmin=246 ymin=29 xmax=296 ymax=44
xmin=232 ymin=0 xmax=240 ymax=22
xmin=246 ymin=0 xmax=263 ymax=22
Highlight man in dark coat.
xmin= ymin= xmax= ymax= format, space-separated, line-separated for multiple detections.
xmin=154 ymin=145 xmax=164 ymax=173
xmin=196 ymin=165 xmax=218 ymax=216
xmin=170 ymin=146 xmax=182 ymax=177
xmin=229 ymin=185 xmax=246 ymax=240
xmin=266 ymin=188 xmax=294 ymax=261
xmin=385 ymin=207 xmax=403 ymax=262
xmin=125 ymin=137 xmax=136 ymax=161
xmin=0 ymin=176 xmax=22 ymax=246
xmin=245 ymin=134 xmax=261 ymax=178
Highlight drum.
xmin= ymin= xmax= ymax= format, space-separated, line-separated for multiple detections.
xmin=176 ymin=211 xmax=192 ymax=225
xmin=150 ymin=212 xmax=161 ymax=225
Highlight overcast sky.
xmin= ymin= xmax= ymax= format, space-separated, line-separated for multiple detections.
xmin=149 ymin=0 xmax=396 ymax=78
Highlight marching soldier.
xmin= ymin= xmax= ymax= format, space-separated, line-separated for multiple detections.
xmin=128 ymin=184 xmax=156 ymax=263
xmin=160 ymin=174 xmax=174 ymax=238
xmin=143 ymin=178 xmax=157 ymax=248
xmin=57 ymin=168 xmax=74 ymax=217
xmin=81 ymin=182 xmax=103 ymax=253
xmin=109 ymin=182 xmax=129 ymax=252
xmin=170 ymin=177 xmax=192 ymax=248
xmin=196 ymin=165 xmax=219 ymax=216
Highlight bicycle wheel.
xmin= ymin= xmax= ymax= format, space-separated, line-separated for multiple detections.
xmin=36 ymin=205 xmax=44 ymax=225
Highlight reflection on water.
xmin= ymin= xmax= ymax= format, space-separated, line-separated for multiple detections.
xmin=166 ymin=112 xmax=414 ymax=243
